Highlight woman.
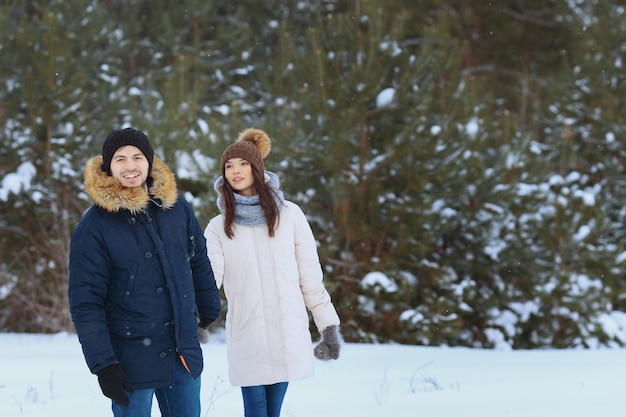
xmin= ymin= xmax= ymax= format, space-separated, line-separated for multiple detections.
xmin=204 ymin=128 xmax=341 ymax=417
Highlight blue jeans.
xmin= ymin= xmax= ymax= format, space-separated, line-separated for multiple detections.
xmin=241 ymin=382 xmax=289 ymax=417
xmin=111 ymin=359 xmax=201 ymax=417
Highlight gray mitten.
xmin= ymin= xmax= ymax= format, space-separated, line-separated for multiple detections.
xmin=198 ymin=327 xmax=210 ymax=344
xmin=314 ymin=325 xmax=341 ymax=360
xmin=198 ymin=316 xmax=214 ymax=344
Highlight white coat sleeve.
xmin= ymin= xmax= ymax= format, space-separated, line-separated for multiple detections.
xmin=292 ymin=204 xmax=340 ymax=331
xmin=204 ymin=217 xmax=225 ymax=289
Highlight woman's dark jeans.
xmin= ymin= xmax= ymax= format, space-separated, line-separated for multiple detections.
xmin=241 ymin=382 xmax=289 ymax=417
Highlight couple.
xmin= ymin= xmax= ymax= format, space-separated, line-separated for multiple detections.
xmin=68 ymin=127 xmax=341 ymax=417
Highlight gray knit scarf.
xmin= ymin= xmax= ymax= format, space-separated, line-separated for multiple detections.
xmin=214 ymin=170 xmax=285 ymax=226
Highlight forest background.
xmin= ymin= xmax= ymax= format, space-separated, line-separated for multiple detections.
xmin=1 ymin=0 xmax=626 ymax=349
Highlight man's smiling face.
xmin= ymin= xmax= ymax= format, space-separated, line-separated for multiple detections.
xmin=110 ymin=145 xmax=149 ymax=188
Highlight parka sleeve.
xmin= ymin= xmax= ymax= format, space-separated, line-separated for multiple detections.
xmin=291 ymin=203 xmax=340 ymax=331
xmin=68 ymin=211 xmax=118 ymax=374
xmin=184 ymin=199 xmax=221 ymax=320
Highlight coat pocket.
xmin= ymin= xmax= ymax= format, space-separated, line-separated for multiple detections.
xmin=228 ymin=294 xmax=243 ymax=341
xmin=110 ymin=262 xmax=139 ymax=304
xmin=108 ymin=320 xmax=155 ymax=339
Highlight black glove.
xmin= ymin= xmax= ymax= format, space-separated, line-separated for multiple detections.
xmin=314 ymin=325 xmax=341 ymax=360
xmin=96 ymin=363 xmax=135 ymax=407
xmin=198 ymin=316 xmax=214 ymax=344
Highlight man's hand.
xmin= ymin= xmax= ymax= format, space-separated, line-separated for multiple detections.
xmin=96 ymin=363 xmax=135 ymax=407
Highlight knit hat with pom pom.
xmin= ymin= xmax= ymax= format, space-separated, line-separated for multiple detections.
xmin=220 ymin=128 xmax=272 ymax=176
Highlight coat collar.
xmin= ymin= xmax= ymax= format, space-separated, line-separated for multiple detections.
xmin=84 ymin=155 xmax=178 ymax=214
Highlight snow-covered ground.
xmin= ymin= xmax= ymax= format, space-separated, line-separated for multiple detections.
xmin=0 ymin=332 xmax=624 ymax=417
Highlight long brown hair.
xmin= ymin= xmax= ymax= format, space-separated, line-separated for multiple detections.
xmin=220 ymin=166 xmax=281 ymax=239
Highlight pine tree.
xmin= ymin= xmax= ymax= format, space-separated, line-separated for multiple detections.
xmin=0 ymin=0 xmax=123 ymax=331
xmin=0 ymin=0 xmax=624 ymax=346
xmin=254 ymin=1 xmax=474 ymax=342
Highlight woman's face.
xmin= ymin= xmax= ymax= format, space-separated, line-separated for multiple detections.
xmin=224 ymin=158 xmax=256 ymax=196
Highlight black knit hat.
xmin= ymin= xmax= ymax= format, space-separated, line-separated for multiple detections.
xmin=101 ymin=128 xmax=154 ymax=175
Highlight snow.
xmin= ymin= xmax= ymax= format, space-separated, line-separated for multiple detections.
xmin=376 ymin=88 xmax=395 ymax=108
xmin=175 ymin=149 xmax=216 ymax=181
xmin=573 ymin=224 xmax=591 ymax=240
xmin=0 ymin=161 xmax=36 ymax=202
xmin=0 ymin=332 xmax=624 ymax=417
xmin=360 ymin=271 xmax=398 ymax=293
xmin=465 ymin=118 xmax=479 ymax=138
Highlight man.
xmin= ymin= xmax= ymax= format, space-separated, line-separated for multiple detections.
xmin=69 ymin=127 xmax=221 ymax=417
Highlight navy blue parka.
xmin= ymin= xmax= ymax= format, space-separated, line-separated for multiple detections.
xmin=69 ymin=155 xmax=221 ymax=389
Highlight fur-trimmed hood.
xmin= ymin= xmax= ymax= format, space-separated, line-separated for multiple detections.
xmin=84 ymin=155 xmax=178 ymax=214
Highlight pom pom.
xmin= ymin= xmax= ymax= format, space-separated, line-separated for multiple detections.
xmin=237 ymin=128 xmax=272 ymax=159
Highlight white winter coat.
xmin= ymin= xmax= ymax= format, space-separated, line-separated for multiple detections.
xmin=204 ymin=201 xmax=340 ymax=387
